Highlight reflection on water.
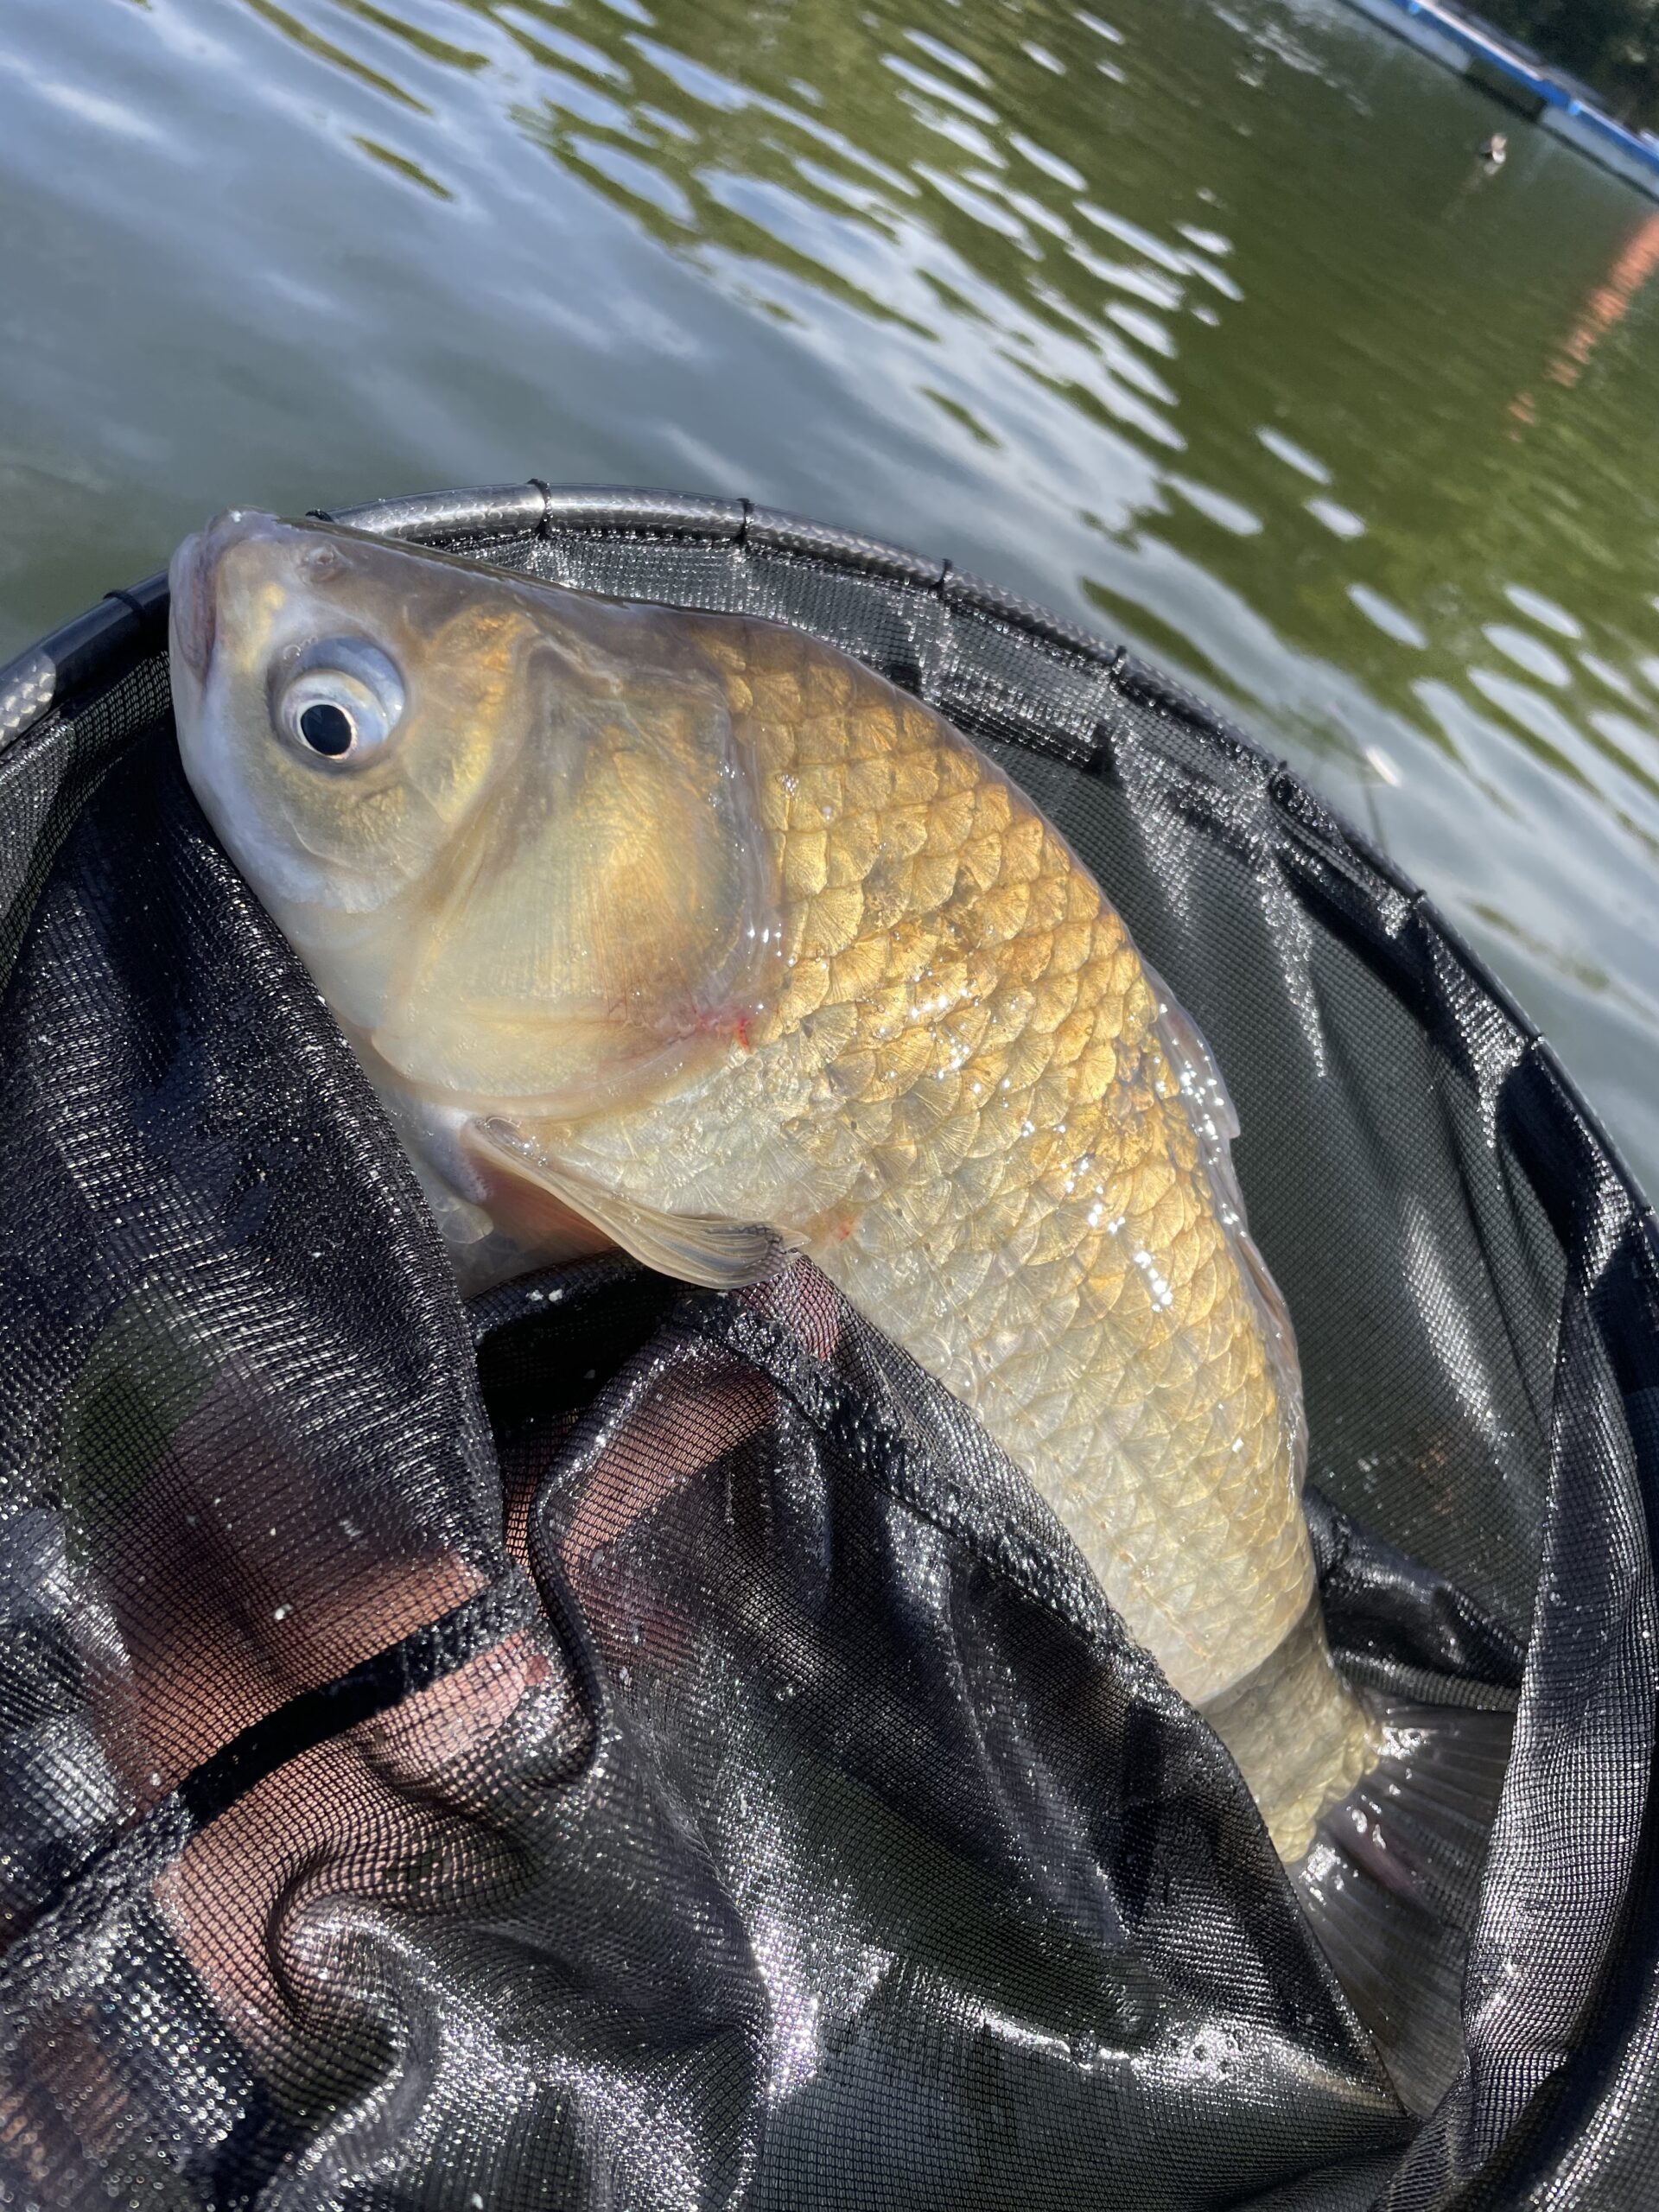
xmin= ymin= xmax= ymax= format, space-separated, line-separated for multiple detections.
xmin=1516 ymin=212 xmax=1659 ymax=405
xmin=3 ymin=0 xmax=1658 ymax=1189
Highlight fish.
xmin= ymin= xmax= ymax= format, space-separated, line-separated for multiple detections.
xmin=169 ymin=510 xmax=1503 ymax=2106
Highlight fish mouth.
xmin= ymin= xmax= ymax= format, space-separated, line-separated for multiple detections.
xmin=168 ymin=525 xmax=218 ymax=694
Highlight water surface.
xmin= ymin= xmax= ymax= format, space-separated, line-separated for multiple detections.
xmin=3 ymin=0 xmax=1657 ymax=1190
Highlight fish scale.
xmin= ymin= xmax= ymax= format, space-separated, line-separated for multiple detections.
xmin=524 ymin=614 xmax=1371 ymax=1849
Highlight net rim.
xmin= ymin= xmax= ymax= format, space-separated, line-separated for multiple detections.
xmin=0 ymin=474 xmax=1650 ymax=1239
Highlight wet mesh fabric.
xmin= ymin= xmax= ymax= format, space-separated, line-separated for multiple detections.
xmin=0 ymin=495 xmax=1652 ymax=2211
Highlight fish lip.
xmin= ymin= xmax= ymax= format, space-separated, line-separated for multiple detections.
xmin=169 ymin=509 xmax=298 ymax=702
xmin=168 ymin=526 xmax=216 ymax=693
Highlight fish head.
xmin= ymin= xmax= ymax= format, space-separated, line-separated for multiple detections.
xmin=169 ymin=511 xmax=780 ymax=1120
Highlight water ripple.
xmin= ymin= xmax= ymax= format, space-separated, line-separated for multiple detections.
xmin=0 ymin=0 xmax=1654 ymax=1189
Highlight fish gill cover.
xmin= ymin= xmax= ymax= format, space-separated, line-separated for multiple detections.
xmin=0 ymin=486 xmax=1652 ymax=2210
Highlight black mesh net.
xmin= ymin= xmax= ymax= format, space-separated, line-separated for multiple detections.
xmin=0 ymin=487 xmax=1654 ymax=2210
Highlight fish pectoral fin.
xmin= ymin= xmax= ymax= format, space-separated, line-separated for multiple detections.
xmin=464 ymin=1117 xmax=798 ymax=1290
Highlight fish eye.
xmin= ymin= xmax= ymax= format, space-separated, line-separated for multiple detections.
xmin=298 ymin=701 xmax=355 ymax=756
xmin=274 ymin=638 xmax=404 ymax=766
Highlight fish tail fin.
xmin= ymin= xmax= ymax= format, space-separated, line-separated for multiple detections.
xmin=1205 ymin=1614 xmax=1512 ymax=2114
xmin=1294 ymin=1702 xmax=1514 ymax=2116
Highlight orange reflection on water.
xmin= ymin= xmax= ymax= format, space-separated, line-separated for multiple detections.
xmin=1510 ymin=210 xmax=1659 ymax=423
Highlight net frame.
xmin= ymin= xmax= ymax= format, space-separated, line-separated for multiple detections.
xmin=0 ymin=482 xmax=1653 ymax=2211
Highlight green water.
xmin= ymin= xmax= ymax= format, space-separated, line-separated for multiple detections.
xmin=3 ymin=0 xmax=1657 ymax=1192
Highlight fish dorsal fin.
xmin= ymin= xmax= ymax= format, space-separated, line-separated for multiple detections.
xmin=1143 ymin=963 xmax=1306 ymax=1466
xmin=464 ymin=1117 xmax=798 ymax=1290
